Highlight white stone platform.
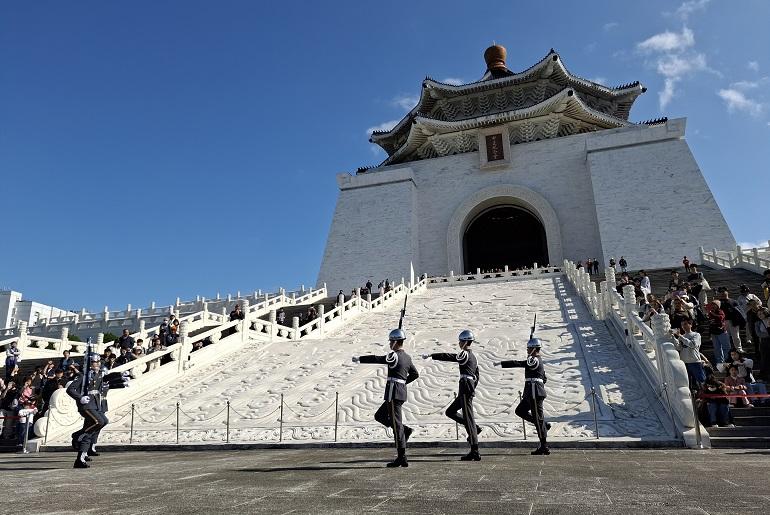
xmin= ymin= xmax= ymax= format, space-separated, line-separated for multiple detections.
xmin=94 ymin=277 xmax=672 ymax=445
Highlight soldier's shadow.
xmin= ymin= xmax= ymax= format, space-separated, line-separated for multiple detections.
xmin=238 ymin=465 xmax=383 ymax=473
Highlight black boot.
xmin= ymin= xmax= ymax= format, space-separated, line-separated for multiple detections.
xmin=73 ymin=453 xmax=90 ymax=469
xmin=531 ymin=442 xmax=550 ymax=455
xmin=461 ymin=445 xmax=481 ymax=461
xmin=386 ymin=449 xmax=408 ymax=468
xmin=404 ymin=426 xmax=413 ymax=443
xmin=88 ymin=447 xmax=100 ymax=457
xmin=84 ymin=455 xmax=92 ymax=462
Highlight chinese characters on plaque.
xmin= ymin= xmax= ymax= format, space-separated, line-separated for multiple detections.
xmin=485 ymin=134 xmax=504 ymax=162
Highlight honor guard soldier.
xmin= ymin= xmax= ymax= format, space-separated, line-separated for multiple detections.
xmin=67 ymin=353 xmax=128 ymax=468
xmin=352 ymin=328 xmax=419 ymax=467
xmin=494 ymin=337 xmax=551 ymax=455
xmin=422 ymin=329 xmax=482 ymax=461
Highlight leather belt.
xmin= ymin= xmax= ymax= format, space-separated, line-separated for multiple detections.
xmin=387 ymin=377 xmax=406 ymax=384
xmin=525 ymin=378 xmax=544 ymax=383
xmin=88 ymin=390 xmax=100 ymax=395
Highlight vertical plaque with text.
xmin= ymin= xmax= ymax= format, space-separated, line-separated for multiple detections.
xmin=485 ymin=133 xmax=504 ymax=162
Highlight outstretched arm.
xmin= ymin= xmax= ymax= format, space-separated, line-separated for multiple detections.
xmin=357 ymin=355 xmax=387 ymax=364
xmin=499 ymin=360 xmax=527 ymax=368
xmin=428 ymin=353 xmax=457 ymax=362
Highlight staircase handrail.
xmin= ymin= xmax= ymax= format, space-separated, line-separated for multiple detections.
xmin=562 ymin=259 xmax=705 ymax=448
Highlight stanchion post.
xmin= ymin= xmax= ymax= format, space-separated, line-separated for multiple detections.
xmin=279 ymin=394 xmax=284 ymax=442
xmin=519 ymin=391 xmax=526 ymax=440
xmin=22 ymin=416 xmax=30 ymax=453
xmin=130 ymin=404 xmax=135 ymax=444
xmin=43 ymin=410 xmax=51 ymax=445
xmin=690 ymin=390 xmax=703 ymax=449
xmin=662 ymin=383 xmax=678 ymax=438
xmin=226 ymin=401 xmax=230 ymax=444
xmin=454 ymin=392 xmax=459 ymax=440
xmin=334 ymin=392 xmax=339 ymax=442
xmin=176 ymin=402 xmax=180 ymax=444
xmin=590 ymin=387 xmax=600 ymax=439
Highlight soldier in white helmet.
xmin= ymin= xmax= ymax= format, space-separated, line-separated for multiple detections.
xmin=422 ymin=329 xmax=482 ymax=461
xmin=494 ymin=336 xmax=551 ymax=455
xmin=352 ymin=328 xmax=419 ymax=467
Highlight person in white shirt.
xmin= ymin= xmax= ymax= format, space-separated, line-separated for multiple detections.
xmin=639 ymin=270 xmax=652 ymax=296
xmin=671 ymin=318 xmax=705 ymax=389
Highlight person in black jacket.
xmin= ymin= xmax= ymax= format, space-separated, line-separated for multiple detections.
xmin=494 ymin=337 xmax=551 ymax=455
xmin=422 ymin=329 xmax=482 ymax=461
xmin=352 ymin=328 xmax=419 ymax=468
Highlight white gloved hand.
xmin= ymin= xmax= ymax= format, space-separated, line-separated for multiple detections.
xmin=421 ymin=354 xmax=430 ymax=360
xmin=79 ymin=396 xmax=91 ymax=405
xmin=351 ymin=357 xmax=359 ymax=363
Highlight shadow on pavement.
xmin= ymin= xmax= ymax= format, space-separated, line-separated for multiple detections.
xmin=238 ymin=465 xmax=384 ymax=473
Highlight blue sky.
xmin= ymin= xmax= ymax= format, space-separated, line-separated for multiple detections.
xmin=1 ymin=0 xmax=768 ymax=312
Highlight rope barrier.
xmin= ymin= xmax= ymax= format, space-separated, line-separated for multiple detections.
xmin=134 ymin=408 xmax=177 ymax=424
xmin=178 ymin=405 xmax=228 ymax=422
xmin=229 ymin=405 xmax=281 ymax=421
xmin=282 ymin=400 xmax=336 ymax=419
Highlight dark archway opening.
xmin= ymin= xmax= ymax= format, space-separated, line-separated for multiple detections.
xmin=463 ymin=205 xmax=548 ymax=273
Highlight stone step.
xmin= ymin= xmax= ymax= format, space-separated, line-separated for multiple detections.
xmin=707 ymin=425 xmax=770 ymax=438
xmin=709 ymin=436 xmax=770 ymax=449
xmin=733 ymin=415 xmax=770 ymax=426
xmin=732 ymin=406 xmax=770 ymax=417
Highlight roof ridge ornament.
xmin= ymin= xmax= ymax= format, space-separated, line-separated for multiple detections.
xmin=483 ymin=44 xmax=508 ymax=72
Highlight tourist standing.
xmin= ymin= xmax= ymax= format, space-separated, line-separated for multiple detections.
xmin=707 ymin=300 xmax=731 ymax=365
xmin=422 ymin=330 xmax=481 ymax=461
xmin=619 ymin=256 xmax=628 ymax=273
xmin=5 ymin=341 xmax=20 ymax=382
xmin=352 ymin=328 xmax=419 ymax=467
xmin=671 ymin=318 xmax=705 ymax=389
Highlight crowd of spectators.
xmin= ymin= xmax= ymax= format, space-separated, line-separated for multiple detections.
xmin=600 ymin=259 xmax=770 ymax=428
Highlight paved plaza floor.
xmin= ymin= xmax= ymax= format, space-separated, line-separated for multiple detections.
xmin=2 ymin=447 xmax=769 ymax=514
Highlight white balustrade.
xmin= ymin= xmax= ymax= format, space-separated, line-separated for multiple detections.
xmin=562 ymin=258 xmax=705 ymax=448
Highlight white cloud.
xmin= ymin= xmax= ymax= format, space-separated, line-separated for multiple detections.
xmin=635 ymin=26 xmax=717 ymax=110
xmin=660 ymin=79 xmax=677 ymax=109
xmin=391 ymin=95 xmax=419 ymax=111
xmin=674 ymin=0 xmax=710 ymax=20
xmin=748 ymin=61 xmax=760 ymax=72
xmin=441 ymin=77 xmax=464 ymax=86
xmin=656 ymin=52 xmax=708 ymax=78
xmin=717 ymin=89 xmax=766 ymax=117
xmin=587 ymin=76 xmax=607 ymax=85
xmin=729 ymin=77 xmax=769 ymax=90
xmin=652 ymin=52 xmax=711 ymax=108
xmin=637 ymin=27 xmax=695 ymax=53
xmin=603 ymin=21 xmax=619 ymax=31
xmin=365 ymin=119 xmax=400 ymax=135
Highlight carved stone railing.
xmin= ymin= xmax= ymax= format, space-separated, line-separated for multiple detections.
xmin=427 ymin=265 xmax=563 ymax=287
xmin=563 ymin=259 xmax=706 ymax=448
xmin=699 ymin=243 xmax=770 ymax=274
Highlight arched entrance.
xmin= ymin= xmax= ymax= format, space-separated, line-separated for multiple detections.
xmin=462 ymin=206 xmax=548 ymax=273
xmin=446 ymin=185 xmax=563 ymax=275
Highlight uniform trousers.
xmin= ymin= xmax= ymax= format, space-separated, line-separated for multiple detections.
xmin=73 ymin=408 xmax=108 ymax=453
xmin=374 ymin=400 xmax=409 ymax=452
xmin=444 ymin=393 xmax=478 ymax=446
xmin=515 ymin=386 xmax=547 ymax=443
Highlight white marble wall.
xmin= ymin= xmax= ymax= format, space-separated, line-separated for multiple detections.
xmin=318 ymin=118 xmax=735 ymax=293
